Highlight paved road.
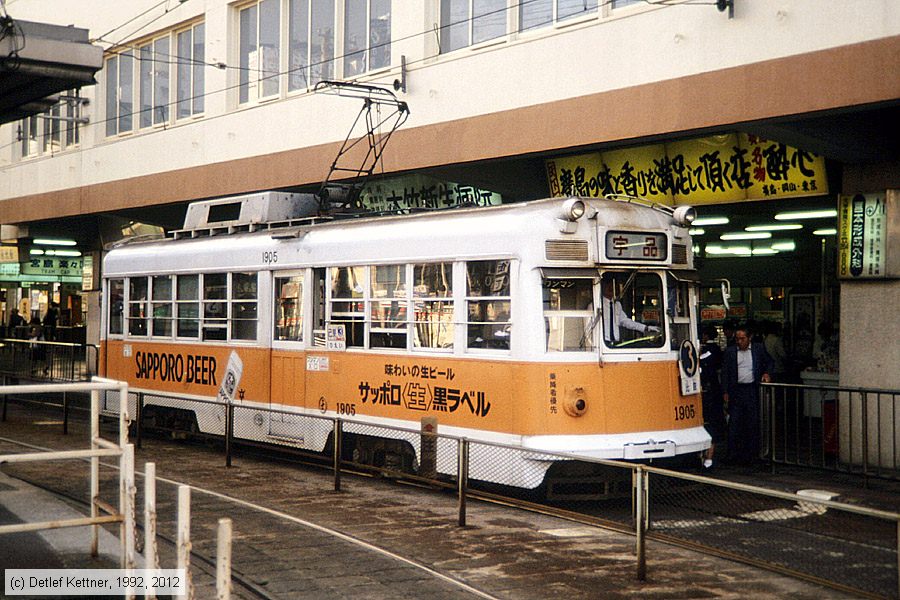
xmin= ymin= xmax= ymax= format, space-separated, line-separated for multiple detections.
xmin=0 ymin=399 xmax=866 ymax=599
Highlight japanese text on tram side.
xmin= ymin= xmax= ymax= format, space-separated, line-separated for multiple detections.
xmin=358 ymin=381 xmax=491 ymax=417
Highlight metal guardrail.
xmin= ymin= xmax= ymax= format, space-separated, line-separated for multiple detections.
xmin=0 ymin=379 xmax=135 ymax=578
xmin=0 ymin=338 xmax=98 ymax=382
xmin=106 ymin=389 xmax=900 ymax=599
xmin=762 ymin=382 xmax=900 ymax=481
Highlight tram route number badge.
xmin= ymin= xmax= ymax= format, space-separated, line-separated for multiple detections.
xmin=678 ymin=340 xmax=700 ymax=396
xmin=217 ymin=350 xmax=244 ymax=404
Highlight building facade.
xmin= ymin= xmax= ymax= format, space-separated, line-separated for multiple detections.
xmin=0 ymin=0 xmax=898 ymax=388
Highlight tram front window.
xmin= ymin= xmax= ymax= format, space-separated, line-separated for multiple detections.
xmin=543 ymin=277 xmax=595 ymax=352
xmin=600 ymin=271 xmax=665 ymax=349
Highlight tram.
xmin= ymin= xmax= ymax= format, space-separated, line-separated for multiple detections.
xmin=100 ymin=192 xmax=709 ymax=491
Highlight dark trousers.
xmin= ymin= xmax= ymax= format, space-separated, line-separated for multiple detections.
xmin=727 ymin=383 xmax=761 ymax=464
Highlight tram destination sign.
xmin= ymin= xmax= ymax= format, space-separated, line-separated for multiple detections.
xmin=838 ymin=190 xmax=900 ymax=279
xmin=605 ymin=231 xmax=668 ymax=261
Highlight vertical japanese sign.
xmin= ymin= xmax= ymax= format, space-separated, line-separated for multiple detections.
xmin=838 ymin=193 xmax=888 ymax=279
xmin=545 ymin=133 xmax=828 ymax=205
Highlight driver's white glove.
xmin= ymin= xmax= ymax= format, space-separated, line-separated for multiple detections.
xmin=645 ymin=325 xmax=660 ymax=333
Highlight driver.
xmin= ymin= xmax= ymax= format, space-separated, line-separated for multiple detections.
xmin=601 ymin=278 xmax=660 ymax=343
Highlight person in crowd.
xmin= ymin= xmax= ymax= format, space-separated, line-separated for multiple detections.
xmin=722 ymin=326 xmax=774 ymax=467
xmin=601 ymin=278 xmax=659 ymax=344
xmin=700 ymin=324 xmax=726 ymax=469
xmin=722 ymin=318 xmax=738 ymax=348
xmin=42 ymin=301 xmax=59 ymax=341
xmin=763 ymin=321 xmax=789 ymax=383
xmin=8 ymin=308 xmax=26 ymax=336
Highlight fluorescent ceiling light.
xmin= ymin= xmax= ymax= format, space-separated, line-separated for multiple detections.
xmin=813 ymin=228 xmax=837 ymax=236
xmin=705 ymin=244 xmax=751 ymax=255
xmin=688 ymin=228 xmax=705 ymax=236
xmin=29 ymin=249 xmax=44 ymax=255
xmin=774 ymin=209 xmax=837 ymax=220
xmin=48 ymin=249 xmax=82 ymax=257
xmin=771 ymin=241 xmax=796 ymax=251
xmin=720 ymin=232 xmax=772 ymax=240
xmin=33 ymin=238 xmax=77 ymax=246
xmin=692 ymin=216 xmax=729 ymax=226
xmin=745 ymin=224 xmax=803 ymax=231
xmin=752 ymin=248 xmax=779 ymax=255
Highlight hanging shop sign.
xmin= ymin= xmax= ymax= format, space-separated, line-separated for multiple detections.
xmin=0 ymin=245 xmax=19 ymax=263
xmin=545 ymin=133 xmax=828 ymax=206
xmin=838 ymin=190 xmax=899 ymax=279
xmin=21 ymin=256 xmax=84 ymax=277
xmin=359 ymin=174 xmax=502 ymax=212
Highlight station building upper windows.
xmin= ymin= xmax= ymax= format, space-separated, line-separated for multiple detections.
xmin=440 ymin=0 xmax=507 ymax=52
xmin=519 ymin=0 xmax=598 ymax=32
xmin=238 ymin=0 xmax=391 ymax=103
xmin=20 ymin=90 xmax=83 ymax=158
xmin=104 ymin=22 xmax=205 ymax=137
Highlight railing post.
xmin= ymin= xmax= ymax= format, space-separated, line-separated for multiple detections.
xmin=333 ymin=418 xmax=342 ymax=492
xmin=90 ymin=388 xmax=100 ymax=557
xmin=62 ymin=391 xmax=68 ymax=435
xmin=216 ymin=518 xmax=233 ymax=600
xmin=635 ymin=466 xmax=646 ymax=581
xmin=136 ymin=393 xmax=143 ymax=450
xmin=122 ymin=444 xmax=137 ymax=580
xmin=861 ymin=391 xmax=869 ymax=487
xmin=177 ymin=485 xmax=193 ymax=600
xmin=457 ymin=438 xmax=468 ymax=527
xmin=145 ymin=462 xmax=159 ymax=600
xmin=225 ymin=402 xmax=233 ymax=468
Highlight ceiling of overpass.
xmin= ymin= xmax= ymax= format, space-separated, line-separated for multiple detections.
xmin=0 ymin=19 xmax=103 ymax=125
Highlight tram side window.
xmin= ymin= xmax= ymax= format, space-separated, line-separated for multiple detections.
xmin=274 ymin=273 xmax=303 ymax=342
xmin=231 ymin=272 xmax=258 ymax=341
xmin=312 ymin=268 xmax=326 ymax=347
xmin=667 ymin=276 xmax=694 ymax=351
xmin=151 ymin=275 xmax=173 ymax=337
xmin=369 ymin=264 xmax=407 ymax=349
xmin=466 ymin=260 xmax=511 ymax=350
xmin=413 ymin=262 xmax=454 ymax=350
xmin=330 ymin=266 xmax=365 ymax=348
xmin=108 ymin=279 xmax=124 ymax=335
xmin=203 ymin=272 xmax=228 ymax=341
xmin=176 ymin=275 xmax=200 ymax=338
xmin=128 ymin=277 xmax=148 ymax=336
xmin=543 ymin=277 xmax=596 ymax=352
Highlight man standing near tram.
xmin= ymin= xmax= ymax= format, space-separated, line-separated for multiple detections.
xmin=722 ymin=326 xmax=774 ymax=467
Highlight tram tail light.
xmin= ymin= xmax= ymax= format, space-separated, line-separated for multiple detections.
xmin=563 ymin=386 xmax=588 ymax=417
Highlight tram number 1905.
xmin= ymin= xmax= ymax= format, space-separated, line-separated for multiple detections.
xmin=674 ymin=404 xmax=695 ymax=421
xmin=337 ymin=403 xmax=356 ymax=416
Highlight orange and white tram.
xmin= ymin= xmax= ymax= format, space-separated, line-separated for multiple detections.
xmin=100 ymin=192 xmax=709 ymax=489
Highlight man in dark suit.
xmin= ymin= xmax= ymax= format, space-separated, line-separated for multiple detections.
xmin=722 ymin=326 xmax=774 ymax=466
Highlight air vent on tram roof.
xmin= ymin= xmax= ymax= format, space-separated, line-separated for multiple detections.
xmin=172 ymin=191 xmax=321 ymax=239
xmin=672 ymin=243 xmax=688 ymax=264
xmin=545 ymin=239 xmax=590 ymax=262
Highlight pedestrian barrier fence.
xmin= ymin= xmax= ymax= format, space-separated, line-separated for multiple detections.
xmin=762 ymin=383 xmax=900 ymax=480
xmin=0 ymin=338 xmax=98 ymax=382
xmin=103 ymin=388 xmax=900 ymax=599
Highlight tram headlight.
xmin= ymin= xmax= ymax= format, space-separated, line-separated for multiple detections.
xmin=563 ymin=387 xmax=588 ymax=417
xmin=559 ymin=198 xmax=586 ymax=222
xmin=673 ymin=206 xmax=697 ymax=227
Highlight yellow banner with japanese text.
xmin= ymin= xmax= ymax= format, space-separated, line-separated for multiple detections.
xmin=545 ymin=134 xmax=828 ymax=205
